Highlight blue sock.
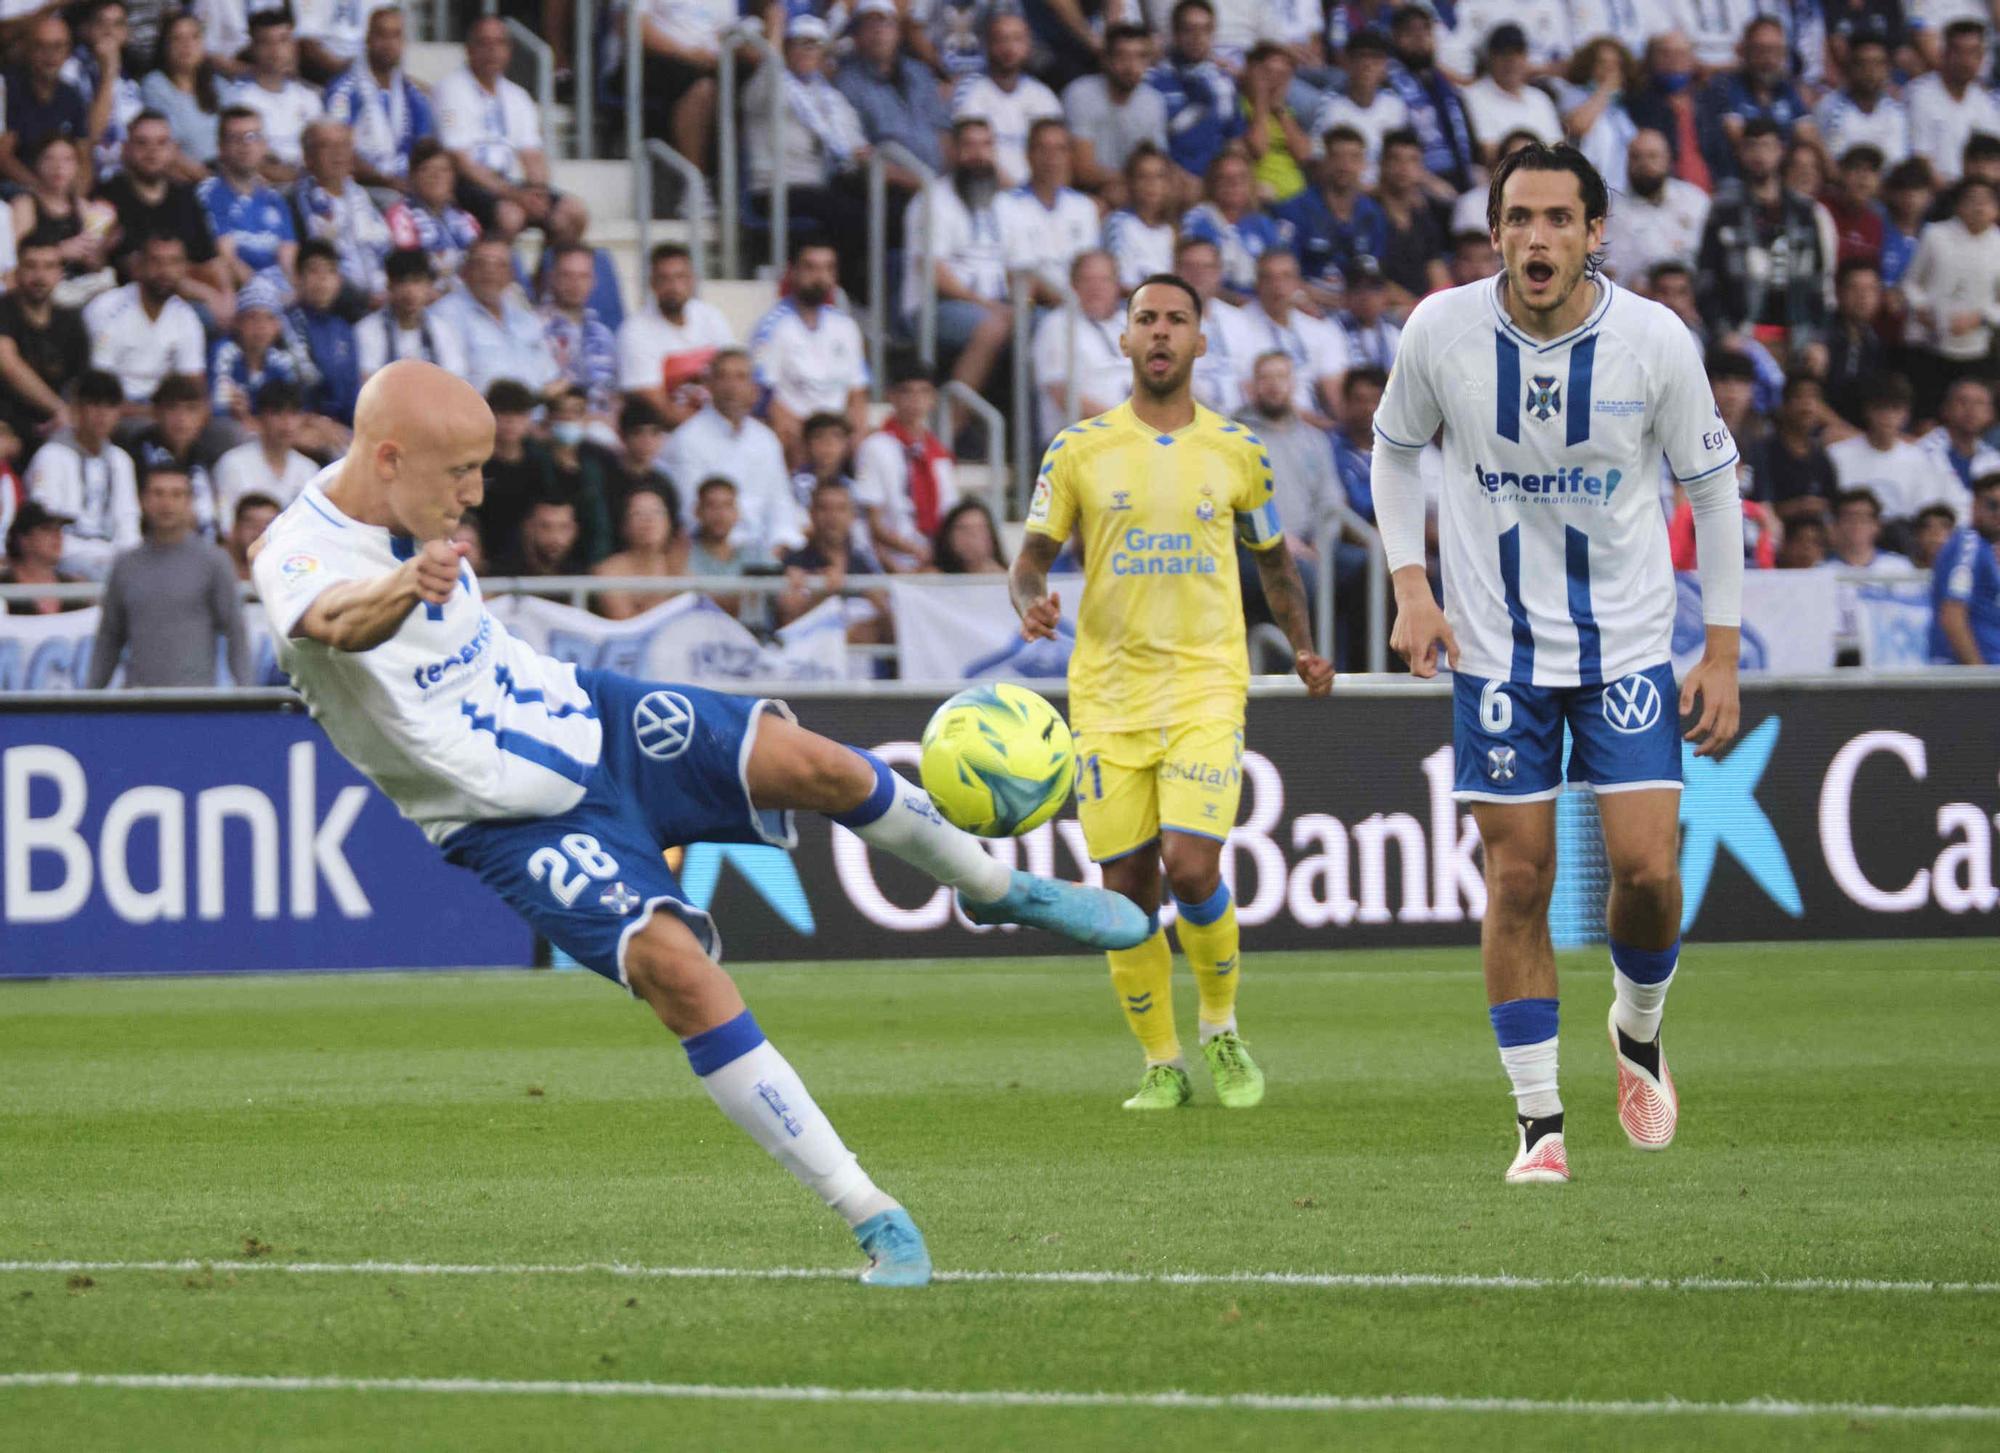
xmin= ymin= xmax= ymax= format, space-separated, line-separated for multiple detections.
xmin=1610 ymin=938 xmax=1679 ymax=1041
xmin=1173 ymin=883 xmax=1231 ymax=925
xmin=829 ymin=749 xmax=898 ymax=829
xmin=1489 ymin=997 xmax=1561 ymax=1119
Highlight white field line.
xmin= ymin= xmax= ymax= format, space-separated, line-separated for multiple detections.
xmin=1 ymin=1259 xmax=1995 ymax=1295
xmin=0 ymin=1372 xmax=1995 ymax=1422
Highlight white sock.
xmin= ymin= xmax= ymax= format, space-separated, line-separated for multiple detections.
xmin=1612 ymin=967 xmax=1675 ymax=1043
xmin=1198 ymin=1016 xmax=1237 ymax=1044
xmin=1498 ymin=1038 xmax=1562 ymax=1120
xmin=839 ymin=759 xmax=1012 ymax=903
xmin=686 ymin=1014 xmax=898 ymax=1229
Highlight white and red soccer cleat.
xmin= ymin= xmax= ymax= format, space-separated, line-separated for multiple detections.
xmin=1504 ymin=1116 xmax=1570 ymax=1184
xmin=1609 ymin=1004 xmax=1678 ymax=1150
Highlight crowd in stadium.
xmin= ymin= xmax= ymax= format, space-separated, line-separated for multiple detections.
xmin=0 ymin=0 xmax=1997 ymax=681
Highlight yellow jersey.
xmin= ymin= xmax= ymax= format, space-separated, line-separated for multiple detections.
xmin=1025 ymin=399 xmax=1284 ymax=734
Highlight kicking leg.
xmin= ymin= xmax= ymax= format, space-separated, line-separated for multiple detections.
xmin=622 ymin=908 xmax=930 ymax=1286
xmin=1472 ymin=799 xmax=1567 ymax=1183
xmin=744 ymin=713 xmax=1150 ymax=949
xmin=1163 ymin=832 xmax=1263 ymax=1109
xmin=1597 ymin=788 xmax=1683 ymax=1149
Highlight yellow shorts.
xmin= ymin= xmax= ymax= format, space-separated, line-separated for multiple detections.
xmin=1073 ymin=719 xmax=1245 ymax=862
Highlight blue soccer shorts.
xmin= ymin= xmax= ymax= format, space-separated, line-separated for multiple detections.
xmin=1451 ymin=662 xmax=1682 ymax=803
xmin=441 ymin=671 xmax=798 ymax=987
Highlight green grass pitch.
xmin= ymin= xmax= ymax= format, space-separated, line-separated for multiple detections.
xmin=3 ymin=942 xmax=1997 ymax=1451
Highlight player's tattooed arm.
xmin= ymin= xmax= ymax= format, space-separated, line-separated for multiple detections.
xmin=1010 ymin=530 xmax=1065 ymax=641
xmin=296 ymin=539 xmax=467 ymax=652
xmin=1251 ymin=545 xmax=1334 ymax=696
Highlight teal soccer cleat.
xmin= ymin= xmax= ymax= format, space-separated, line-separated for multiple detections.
xmin=855 ymin=1208 xmax=932 ymax=1288
xmin=957 ymin=870 xmax=1151 ymax=950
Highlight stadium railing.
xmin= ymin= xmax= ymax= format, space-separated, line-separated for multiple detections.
xmin=634 ymin=138 xmax=711 ymax=281
xmin=575 ymin=0 xmax=596 ymax=158
xmin=500 ymin=17 xmax=557 ymax=152
xmin=866 ymin=142 xmax=937 ymax=396
xmin=938 ymin=380 xmax=1009 ymax=522
xmin=716 ymin=19 xmax=788 ymax=282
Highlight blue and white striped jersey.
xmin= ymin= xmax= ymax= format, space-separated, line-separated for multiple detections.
xmin=1375 ymin=276 xmax=1736 ymax=688
xmin=253 ymin=467 xmax=602 ymax=845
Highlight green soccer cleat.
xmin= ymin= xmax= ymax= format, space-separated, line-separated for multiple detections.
xmin=1122 ymin=1063 xmax=1193 ymax=1111
xmin=1202 ymin=1031 xmax=1265 ymax=1109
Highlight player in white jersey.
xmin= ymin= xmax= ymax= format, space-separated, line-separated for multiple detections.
xmin=1371 ymin=145 xmax=1745 ymax=1184
xmin=251 ymin=361 xmax=1150 ymax=1286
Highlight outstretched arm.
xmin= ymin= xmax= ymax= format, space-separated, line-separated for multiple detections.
xmin=283 ymin=539 xmax=466 ymax=653
xmin=1009 ymin=530 xmax=1064 ymax=640
xmin=1251 ymin=543 xmax=1333 ymax=694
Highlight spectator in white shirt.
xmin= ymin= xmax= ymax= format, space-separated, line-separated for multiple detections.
xmin=904 ymin=116 xmax=1013 ymax=398
xmin=1311 ymin=31 xmax=1406 ymax=187
xmin=1918 ymin=375 xmax=2000 ymax=509
xmin=228 ymin=7 xmax=321 ymax=183
xmin=853 ymin=356 xmax=959 ymax=572
xmin=1238 ymin=247 xmax=1349 ymax=427
xmin=1828 ymin=374 xmax=1955 ymax=524
xmin=950 ymin=12 xmax=1061 ymax=188
xmin=1814 ymin=36 xmax=1910 ymax=167
xmin=995 ymin=118 xmax=1102 ymax=307
xmin=24 ymin=368 xmax=139 ymax=579
xmin=1031 ymin=249 xmax=1132 ymax=443
xmin=1102 ymin=142 xmax=1178 ymax=291
xmin=617 ymin=242 xmax=735 ymax=425
xmin=196 ymin=0 xmax=251 ymax=77
xmin=84 ymin=233 xmax=206 ymax=410
xmin=634 ymin=0 xmax=736 ymax=170
xmin=293 ymin=0 xmax=380 ymax=85
xmin=743 ymin=14 xmax=873 ymax=295
xmin=1463 ymin=26 xmax=1563 ymax=164
xmin=1901 ymin=176 xmax=2000 ymax=418
xmin=432 ymin=236 xmax=559 ymax=397
xmin=433 ymin=15 xmax=552 ymax=238
xmin=660 ymin=347 xmax=803 ymax=557
xmin=1176 ymin=234 xmax=1260 ymax=416
xmin=1604 ymin=127 xmax=1711 ymax=282
xmin=213 ymin=376 xmax=316 ymax=517
xmin=1909 ymin=19 xmax=2000 ymax=183
xmin=1063 ymin=22 xmax=1169 ymax=203
xmin=320 ymin=5 xmax=434 ymax=188
xmin=749 ymin=239 xmax=872 ymax=464
xmin=355 ymin=247 xmax=467 ymax=382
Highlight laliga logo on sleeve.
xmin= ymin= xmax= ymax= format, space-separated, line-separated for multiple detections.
xmin=633 ymin=690 xmax=696 ymax=761
xmin=1602 ymin=673 xmax=1663 ymax=735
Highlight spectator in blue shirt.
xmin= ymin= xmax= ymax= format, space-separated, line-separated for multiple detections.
xmin=538 ymin=242 xmax=619 ymax=420
xmin=835 ymin=0 xmax=952 ymax=177
xmin=209 ymin=279 xmax=302 ymax=420
xmin=322 ymin=6 xmax=437 ymax=190
xmin=1179 ymin=149 xmax=1293 ymax=302
xmin=1 ymin=15 xmax=94 ymax=193
xmin=199 ymin=105 xmax=299 ymax=289
xmin=1384 ymin=4 xmax=1475 ymax=194
xmin=1147 ymin=0 xmax=1245 ymax=205
xmin=1280 ymin=124 xmax=1389 ymax=306
xmin=1930 ymin=474 xmax=2000 ymax=664
xmin=1701 ymin=16 xmax=1819 ymax=183
xmin=287 ymin=239 xmax=362 ymax=430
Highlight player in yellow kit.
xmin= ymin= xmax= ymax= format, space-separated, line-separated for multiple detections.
xmin=1009 ymin=273 xmax=1334 ymax=1110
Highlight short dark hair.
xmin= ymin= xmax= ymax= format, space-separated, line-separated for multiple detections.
xmin=1974 ymin=472 xmax=2000 ymax=497
xmin=1848 ymin=33 xmax=1890 ymax=56
xmin=1944 ymin=18 xmax=1988 ymax=46
xmin=649 ymin=242 xmax=692 ymax=269
xmin=618 ymin=398 xmax=666 ymax=434
xmin=1833 ymin=487 xmax=1882 ymax=517
xmin=1704 ymin=348 xmax=1757 ymax=384
xmin=1836 ymin=256 xmax=1881 ymax=285
xmin=1966 ymin=133 xmax=2000 ymax=167
xmin=1740 ymin=116 xmax=1782 ymax=144
xmin=1779 ymin=370 xmax=1822 ymax=403
xmin=1861 ymin=372 xmax=1913 ymax=409
xmin=1129 ymin=272 xmax=1203 ymax=320
xmin=1647 ymin=260 xmax=1693 ymax=288
xmin=949 ymin=115 xmax=992 ymax=139
xmin=233 ymin=491 xmax=282 ymax=523
xmin=140 ymin=463 xmax=192 ymax=493
xmin=696 ymin=476 xmax=738 ymax=502
xmin=297 ymin=238 xmax=340 ymax=271
xmin=486 ymin=379 xmax=537 ymax=415
xmin=1916 ymin=503 xmax=1960 ymax=527
xmin=1170 ymin=0 xmax=1214 ymax=29
xmin=1344 ymin=30 xmax=1390 ymax=58
xmin=1485 ymin=141 xmax=1610 ymax=240
xmin=1379 ymin=127 xmax=1424 ymax=161
xmin=248 ymin=5 xmax=293 ymax=35
xmin=1103 ymin=22 xmax=1151 ymax=50
xmin=1342 ymin=365 xmax=1389 ymax=397
xmin=408 ymin=136 xmax=451 ymax=173
xmin=151 ymin=375 xmax=204 ymax=408
xmin=253 ymin=378 xmax=303 ymax=414
xmin=1321 ymin=123 xmax=1366 ymax=152
xmin=74 ymin=370 xmax=125 ymax=407
xmin=810 ymin=477 xmax=854 ymax=503
xmin=1838 ymin=144 xmax=1886 ymax=172
xmin=526 ymin=495 xmax=576 ymax=519
xmin=1027 ymin=116 xmax=1069 ymax=150
xmin=385 ymin=247 xmax=434 ymax=285
xmin=789 ymin=235 xmax=837 ymax=265
xmin=886 ymin=351 xmax=936 ymax=390
xmin=219 ymin=104 xmax=260 ymax=130
xmin=802 ymin=410 xmax=850 ymax=438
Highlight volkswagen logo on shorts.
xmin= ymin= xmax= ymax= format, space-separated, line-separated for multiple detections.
xmin=634 ymin=690 xmax=696 ymax=760
xmin=1486 ymin=745 xmax=1517 ymax=782
xmin=1603 ymin=673 xmax=1663 ymax=735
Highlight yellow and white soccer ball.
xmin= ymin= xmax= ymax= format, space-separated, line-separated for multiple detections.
xmin=919 ymin=683 xmax=1077 ymax=838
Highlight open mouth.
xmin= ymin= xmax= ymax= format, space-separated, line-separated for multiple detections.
xmin=1146 ymin=349 xmax=1174 ymax=370
xmin=1524 ymin=260 xmax=1556 ymax=287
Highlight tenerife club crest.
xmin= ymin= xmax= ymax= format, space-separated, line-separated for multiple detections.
xmin=1526 ymin=374 xmax=1562 ymax=422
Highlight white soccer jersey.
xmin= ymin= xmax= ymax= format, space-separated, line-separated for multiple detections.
xmin=253 ymin=469 xmax=603 ymax=845
xmin=747 ymin=300 xmax=870 ymax=418
xmin=1374 ymin=276 xmax=1737 ymax=687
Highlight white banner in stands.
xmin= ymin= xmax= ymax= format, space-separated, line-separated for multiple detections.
xmin=1671 ymin=570 xmax=1839 ymax=675
xmin=889 ymin=580 xmax=1077 ymax=684
xmin=1853 ymin=580 xmax=1936 ymax=669
xmin=0 ymin=592 xmax=850 ymax=692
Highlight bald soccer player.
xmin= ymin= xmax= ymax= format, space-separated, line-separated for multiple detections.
xmin=250 ymin=361 xmax=1150 ymax=1286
